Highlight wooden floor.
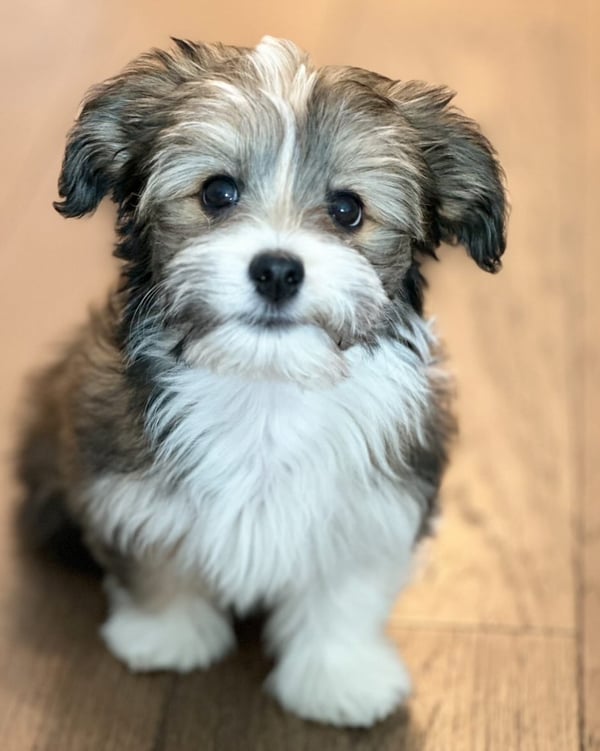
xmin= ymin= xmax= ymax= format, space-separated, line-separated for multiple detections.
xmin=0 ymin=1 xmax=598 ymax=749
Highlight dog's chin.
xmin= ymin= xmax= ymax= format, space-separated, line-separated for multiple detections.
xmin=182 ymin=319 xmax=350 ymax=388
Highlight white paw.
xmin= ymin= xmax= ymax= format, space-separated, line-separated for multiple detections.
xmin=100 ymin=596 xmax=235 ymax=673
xmin=267 ymin=639 xmax=411 ymax=727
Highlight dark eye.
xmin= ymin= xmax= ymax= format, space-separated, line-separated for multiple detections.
xmin=328 ymin=191 xmax=363 ymax=229
xmin=201 ymin=175 xmax=239 ymax=211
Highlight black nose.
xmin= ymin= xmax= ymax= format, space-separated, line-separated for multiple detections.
xmin=248 ymin=252 xmax=305 ymax=303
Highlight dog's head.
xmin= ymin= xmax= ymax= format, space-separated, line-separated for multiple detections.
xmin=55 ymin=37 xmax=507 ymax=386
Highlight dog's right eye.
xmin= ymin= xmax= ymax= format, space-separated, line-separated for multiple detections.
xmin=201 ymin=176 xmax=240 ymax=211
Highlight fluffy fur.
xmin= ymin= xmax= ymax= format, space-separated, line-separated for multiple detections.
xmin=17 ymin=37 xmax=506 ymax=727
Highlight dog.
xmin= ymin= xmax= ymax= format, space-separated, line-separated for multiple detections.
xmin=17 ymin=36 xmax=507 ymax=727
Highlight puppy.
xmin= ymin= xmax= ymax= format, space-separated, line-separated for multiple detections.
xmin=18 ymin=37 xmax=506 ymax=727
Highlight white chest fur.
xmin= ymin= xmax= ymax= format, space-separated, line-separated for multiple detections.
xmin=89 ymin=335 xmax=434 ymax=610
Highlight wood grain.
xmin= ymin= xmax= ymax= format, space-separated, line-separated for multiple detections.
xmin=581 ymin=1 xmax=600 ymax=748
xmin=0 ymin=0 xmax=594 ymax=748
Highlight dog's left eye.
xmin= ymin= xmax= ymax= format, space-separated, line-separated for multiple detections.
xmin=328 ymin=191 xmax=363 ymax=229
xmin=201 ymin=175 xmax=240 ymax=211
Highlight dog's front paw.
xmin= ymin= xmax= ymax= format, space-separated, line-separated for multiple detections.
xmin=101 ymin=597 xmax=235 ymax=673
xmin=267 ymin=639 xmax=411 ymax=727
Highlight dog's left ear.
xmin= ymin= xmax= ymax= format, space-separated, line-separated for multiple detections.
xmin=388 ymin=81 xmax=508 ymax=272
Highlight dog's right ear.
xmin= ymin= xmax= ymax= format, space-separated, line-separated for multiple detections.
xmin=53 ymin=79 xmax=129 ymax=218
xmin=54 ymin=41 xmax=211 ymax=218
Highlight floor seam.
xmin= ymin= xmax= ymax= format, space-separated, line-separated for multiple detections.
xmin=389 ymin=621 xmax=576 ymax=638
xmin=150 ymin=676 xmax=178 ymax=751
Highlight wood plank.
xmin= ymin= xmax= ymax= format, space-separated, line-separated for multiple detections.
xmin=581 ymin=1 xmax=600 ymax=747
xmin=0 ymin=554 xmax=171 ymax=751
xmin=395 ymin=627 xmax=579 ymax=751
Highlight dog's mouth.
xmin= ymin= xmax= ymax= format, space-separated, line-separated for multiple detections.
xmin=239 ymin=312 xmax=297 ymax=330
xmin=237 ymin=312 xmax=355 ymax=351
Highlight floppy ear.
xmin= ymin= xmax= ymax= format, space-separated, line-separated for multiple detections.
xmin=54 ymin=41 xmax=210 ymax=218
xmin=388 ymin=81 xmax=507 ymax=272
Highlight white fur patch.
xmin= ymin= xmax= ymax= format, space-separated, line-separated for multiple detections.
xmin=87 ymin=319 xmax=436 ymax=613
xmin=267 ymin=637 xmax=411 ymax=727
xmin=184 ymin=321 xmax=348 ymax=387
xmin=101 ymin=577 xmax=235 ymax=672
xmin=251 ymin=36 xmax=315 ymax=109
xmin=264 ymin=557 xmax=413 ymax=725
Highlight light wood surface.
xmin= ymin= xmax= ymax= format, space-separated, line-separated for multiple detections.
xmin=0 ymin=0 xmax=596 ymax=748
xmin=582 ymin=4 xmax=600 ymax=749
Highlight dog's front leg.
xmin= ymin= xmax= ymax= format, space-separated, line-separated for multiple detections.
xmin=265 ymin=561 xmax=412 ymax=727
xmin=99 ymin=558 xmax=235 ymax=674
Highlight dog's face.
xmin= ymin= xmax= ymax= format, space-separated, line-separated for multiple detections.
xmin=55 ymin=37 xmax=506 ymax=385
